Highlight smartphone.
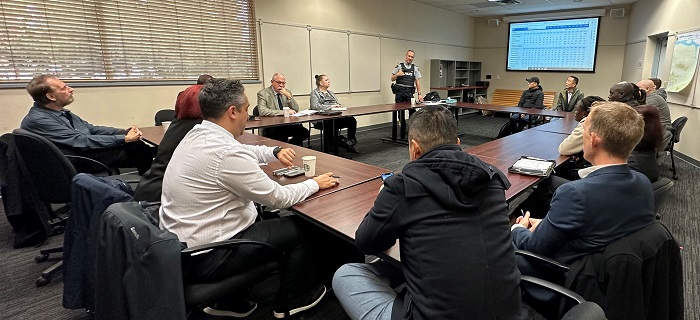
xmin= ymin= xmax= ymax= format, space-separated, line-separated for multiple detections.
xmin=381 ymin=172 xmax=394 ymax=181
xmin=283 ymin=168 xmax=305 ymax=177
xmin=273 ymin=166 xmax=300 ymax=176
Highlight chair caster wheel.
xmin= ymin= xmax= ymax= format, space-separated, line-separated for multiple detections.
xmin=35 ymin=254 xmax=48 ymax=263
xmin=36 ymin=276 xmax=50 ymax=287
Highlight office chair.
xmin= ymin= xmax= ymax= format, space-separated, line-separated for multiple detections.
xmin=652 ymin=177 xmax=674 ymax=218
xmin=665 ymin=116 xmax=687 ymax=180
xmin=520 ymin=276 xmax=606 ymax=320
xmin=95 ymin=202 xmax=290 ymax=319
xmin=154 ymin=109 xmax=177 ymax=125
xmin=515 ymin=222 xmax=683 ymax=320
xmin=11 ymin=129 xmax=117 ymax=286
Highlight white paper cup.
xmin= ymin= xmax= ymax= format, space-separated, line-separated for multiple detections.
xmin=410 ymin=98 xmax=416 ymax=106
xmin=283 ymin=107 xmax=290 ymax=118
xmin=302 ymin=155 xmax=317 ymax=178
xmin=162 ymin=121 xmax=171 ymax=131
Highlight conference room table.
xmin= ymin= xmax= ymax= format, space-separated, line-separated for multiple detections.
xmin=140 ymin=116 xmax=576 ymax=265
xmin=245 ymin=103 xmax=415 ymax=153
xmin=532 ymin=117 xmax=581 ymax=135
xmin=139 ymin=127 xmax=391 ymax=202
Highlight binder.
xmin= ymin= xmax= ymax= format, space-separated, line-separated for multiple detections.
xmin=508 ymin=156 xmax=556 ymax=177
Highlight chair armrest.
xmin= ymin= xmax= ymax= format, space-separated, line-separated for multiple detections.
xmin=521 ymin=275 xmax=585 ymax=304
xmin=66 ymin=155 xmax=115 ymax=176
xmin=515 ymin=250 xmax=570 ymax=273
xmin=520 ymin=276 xmax=586 ymax=303
xmin=182 ymin=239 xmax=284 ymax=258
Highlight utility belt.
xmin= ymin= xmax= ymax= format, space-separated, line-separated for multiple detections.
xmin=392 ymin=83 xmax=415 ymax=95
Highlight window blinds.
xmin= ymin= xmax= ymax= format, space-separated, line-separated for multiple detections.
xmin=0 ymin=0 xmax=258 ymax=82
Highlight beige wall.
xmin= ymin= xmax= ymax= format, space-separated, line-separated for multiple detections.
xmin=472 ymin=8 xmax=630 ymax=102
xmin=0 ymin=0 xmax=474 ymax=134
xmin=622 ymin=0 xmax=700 ymax=161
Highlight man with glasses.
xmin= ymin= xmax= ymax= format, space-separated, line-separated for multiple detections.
xmin=256 ymin=73 xmax=310 ymax=146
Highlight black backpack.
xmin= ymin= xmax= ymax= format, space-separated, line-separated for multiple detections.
xmin=423 ymin=91 xmax=441 ymax=102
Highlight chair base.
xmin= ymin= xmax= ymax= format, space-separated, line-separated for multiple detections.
xmin=35 ymin=246 xmax=63 ymax=287
xmin=37 ymin=260 xmax=63 ymax=287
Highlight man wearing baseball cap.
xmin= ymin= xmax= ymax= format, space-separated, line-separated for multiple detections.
xmin=509 ymin=76 xmax=544 ymax=132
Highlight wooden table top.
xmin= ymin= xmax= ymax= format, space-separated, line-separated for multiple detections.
xmin=465 ymin=129 xmax=569 ymax=165
xmin=245 ymin=103 xmax=415 ymax=130
xmin=532 ymin=117 xmax=580 ymax=135
xmin=140 ymin=125 xmax=166 ymax=146
xmin=292 ymin=178 xmax=401 ymax=262
xmin=454 ymin=102 xmax=573 ymax=118
xmin=251 ymin=137 xmax=390 ymax=201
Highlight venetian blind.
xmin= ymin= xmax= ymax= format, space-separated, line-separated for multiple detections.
xmin=0 ymin=0 xmax=258 ymax=82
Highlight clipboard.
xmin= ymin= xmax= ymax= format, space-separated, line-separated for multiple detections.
xmin=508 ymin=156 xmax=556 ymax=177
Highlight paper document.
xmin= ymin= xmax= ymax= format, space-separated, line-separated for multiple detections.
xmin=292 ymin=110 xmax=318 ymax=117
xmin=509 ymin=156 xmax=555 ymax=177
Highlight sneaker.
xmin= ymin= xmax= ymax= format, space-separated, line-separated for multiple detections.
xmin=203 ymin=300 xmax=257 ymax=318
xmin=272 ymin=285 xmax=327 ymax=318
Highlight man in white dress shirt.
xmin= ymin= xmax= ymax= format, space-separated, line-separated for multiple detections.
xmin=160 ymin=78 xmax=339 ymax=318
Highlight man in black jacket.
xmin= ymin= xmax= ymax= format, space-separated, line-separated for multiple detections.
xmin=332 ymin=105 xmax=526 ymax=320
xmin=510 ymin=76 xmax=544 ymax=132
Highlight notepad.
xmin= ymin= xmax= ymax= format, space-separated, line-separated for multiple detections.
xmin=291 ymin=110 xmax=318 ymax=117
xmin=508 ymin=156 xmax=556 ymax=177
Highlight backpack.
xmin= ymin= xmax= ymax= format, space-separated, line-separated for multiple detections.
xmin=423 ymin=91 xmax=441 ymax=102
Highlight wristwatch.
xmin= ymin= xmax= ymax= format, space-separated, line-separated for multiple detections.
xmin=272 ymin=146 xmax=282 ymax=159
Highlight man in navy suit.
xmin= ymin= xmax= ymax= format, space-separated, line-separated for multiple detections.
xmin=512 ymin=101 xmax=656 ymax=265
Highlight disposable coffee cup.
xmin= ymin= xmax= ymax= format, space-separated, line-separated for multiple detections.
xmin=302 ymin=155 xmax=317 ymax=178
xmin=162 ymin=121 xmax=171 ymax=131
xmin=410 ymin=98 xmax=416 ymax=106
xmin=283 ymin=107 xmax=290 ymax=118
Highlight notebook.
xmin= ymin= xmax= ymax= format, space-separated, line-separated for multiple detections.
xmin=508 ymin=156 xmax=556 ymax=177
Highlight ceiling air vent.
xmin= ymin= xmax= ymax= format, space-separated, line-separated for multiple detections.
xmin=488 ymin=0 xmax=521 ymax=4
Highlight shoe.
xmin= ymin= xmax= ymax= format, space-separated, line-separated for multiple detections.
xmin=273 ymin=285 xmax=327 ymax=318
xmin=203 ymin=300 xmax=257 ymax=318
xmin=347 ymin=138 xmax=358 ymax=147
xmin=347 ymin=145 xmax=359 ymax=153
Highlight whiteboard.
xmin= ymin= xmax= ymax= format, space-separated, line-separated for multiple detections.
xmin=310 ymin=29 xmax=349 ymax=93
xmin=260 ymin=23 xmax=311 ymax=96
xmin=349 ymin=34 xmax=381 ymax=92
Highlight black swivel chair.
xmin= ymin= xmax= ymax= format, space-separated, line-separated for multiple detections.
xmin=665 ymin=116 xmax=687 ymax=180
xmin=515 ymin=222 xmax=683 ymax=320
xmin=96 ymin=201 xmax=290 ymax=318
xmin=154 ymin=109 xmax=177 ymax=126
xmin=652 ymin=177 xmax=674 ymax=219
xmin=12 ymin=129 xmax=114 ymax=286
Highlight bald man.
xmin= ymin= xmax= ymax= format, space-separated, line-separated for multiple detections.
xmin=637 ymin=79 xmax=672 ymax=148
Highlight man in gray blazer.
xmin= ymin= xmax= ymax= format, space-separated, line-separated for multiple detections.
xmin=256 ymin=73 xmax=309 ymax=146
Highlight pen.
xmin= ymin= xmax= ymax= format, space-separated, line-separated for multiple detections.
xmin=332 ymin=176 xmax=341 ymax=178
xmin=522 ymin=156 xmax=548 ymax=161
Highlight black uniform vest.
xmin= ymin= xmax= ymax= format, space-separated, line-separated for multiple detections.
xmin=396 ymin=63 xmax=416 ymax=87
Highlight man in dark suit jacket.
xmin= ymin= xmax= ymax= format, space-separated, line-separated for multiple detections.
xmin=513 ymin=101 xmax=656 ymax=265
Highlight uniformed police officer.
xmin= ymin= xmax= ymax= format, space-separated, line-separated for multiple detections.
xmin=391 ymin=50 xmax=423 ymax=135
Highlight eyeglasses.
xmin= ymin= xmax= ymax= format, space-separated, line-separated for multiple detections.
xmin=273 ymin=80 xmax=286 ymax=85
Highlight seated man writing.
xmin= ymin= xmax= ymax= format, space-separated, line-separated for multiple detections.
xmin=333 ymin=105 xmax=526 ymax=320
xmin=21 ymin=75 xmax=156 ymax=174
xmin=513 ymin=101 xmax=656 ymax=265
xmin=160 ymin=78 xmax=339 ymax=318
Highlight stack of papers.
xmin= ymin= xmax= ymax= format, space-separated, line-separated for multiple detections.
xmin=508 ymin=156 xmax=556 ymax=177
xmin=292 ymin=110 xmax=318 ymax=117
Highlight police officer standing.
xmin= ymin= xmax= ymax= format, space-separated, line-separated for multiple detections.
xmin=391 ymin=50 xmax=423 ymax=135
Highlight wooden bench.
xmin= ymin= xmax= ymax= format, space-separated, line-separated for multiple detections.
xmin=490 ymin=89 xmax=556 ymax=109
